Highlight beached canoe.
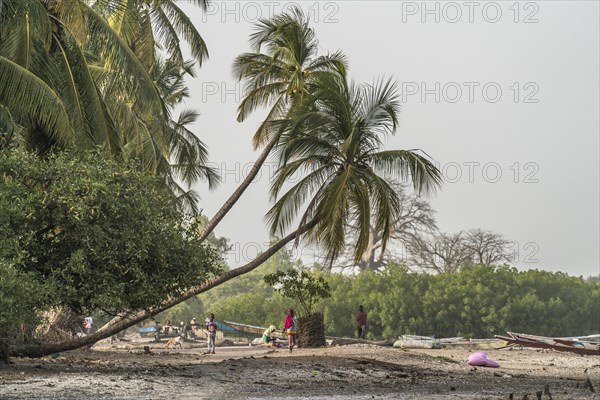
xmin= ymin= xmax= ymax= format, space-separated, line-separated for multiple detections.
xmin=224 ymin=321 xmax=285 ymax=338
xmin=495 ymin=332 xmax=600 ymax=356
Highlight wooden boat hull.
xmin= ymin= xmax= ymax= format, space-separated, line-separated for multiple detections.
xmin=495 ymin=332 xmax=600 ymax=356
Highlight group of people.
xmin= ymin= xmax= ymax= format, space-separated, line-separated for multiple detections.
xmin=158 ymin=304 xmax=367 ymax=355
xmin=257 ymin=308 xmax=300 ymax=352
xmin=207 ymin=304 xmax=367 ymax=355
xmin=173 ymin=309 xmax=301 ymax=354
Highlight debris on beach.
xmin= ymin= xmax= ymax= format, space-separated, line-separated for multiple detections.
xmin=393 ymin=335 xmax=443 ymax=349
xmin=495 ymin=332 xmax=600 ymax=356
xmin=393 ymin=335 xmax=504 ymax=350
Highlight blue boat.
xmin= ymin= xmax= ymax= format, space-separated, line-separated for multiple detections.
xmin=137 ymin=326 xmax=158 ymax=334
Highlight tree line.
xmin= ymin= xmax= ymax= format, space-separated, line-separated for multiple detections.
xmin=324 ymin=263 xmax=599 ymax=339
xmin=158 ymin=250 xmax=599 ymax=340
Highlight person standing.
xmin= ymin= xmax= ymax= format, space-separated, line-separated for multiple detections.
xmin=154 ymin=321 xmax=163 ymax=342
xmin=205 ymin=314 xmax=217 ymax=354
xmin=283 ymin=308 xmax=298 ymax=352
xmin=356 ymin=305 xmax=367 ymax=339
xmin=189 ymin=317 xmax=197 ymax=339
xmin=83 ymin=316 xmax=93 ymax=334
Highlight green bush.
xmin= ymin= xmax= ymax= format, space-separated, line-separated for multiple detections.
xmin=0 ymin=149 xmax=222 ymax=344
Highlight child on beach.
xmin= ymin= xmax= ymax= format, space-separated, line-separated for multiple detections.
xmin=205 ymin=314 xmax=217 ymax=354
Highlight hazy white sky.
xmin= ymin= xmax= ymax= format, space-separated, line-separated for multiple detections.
xmin=178 ymin=1 xmax=599 ymax=277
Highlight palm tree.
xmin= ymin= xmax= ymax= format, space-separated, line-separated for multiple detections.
xmin=200 ymin=6 xmax=346 ymax=240
xmin=267 ymin=72 xmax=442 ymax=265
xmin=0 ymin=0 xmax=216 ymax=209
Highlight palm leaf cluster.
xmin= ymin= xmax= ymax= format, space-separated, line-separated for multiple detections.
xmin=0 ymin=0 xmax=216 ymax=211
xmin=268 ymin=73 xmax=443 ymax=264
xmin=232 ymin=7 xmax=347 ymax=149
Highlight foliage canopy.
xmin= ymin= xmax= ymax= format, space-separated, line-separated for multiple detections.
xmin=0 ymin=149 xmax=222 ymax=340
xmin=264 ymin=269 xmax=331 ymax=316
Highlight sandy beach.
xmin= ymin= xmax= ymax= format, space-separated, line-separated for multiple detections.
xmin=1 ymin=341 xmax=598 ymax=399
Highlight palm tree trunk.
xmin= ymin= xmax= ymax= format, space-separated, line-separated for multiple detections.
xmin=199 ymin=138 xmax=276 ymax=242
xmin=9 ymin=218 xmax=318 ymax=358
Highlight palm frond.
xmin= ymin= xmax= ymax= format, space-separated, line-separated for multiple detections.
xmin=305 ymin=51 xmax=347 ymax=76
xmin=167 ymin=108 xmax=218 ymax=188
xmin=159 ymin=1 xmax=208 ymax=65
xmin=53 ymin=31 xmax=116 ymax=149
xmin=133 ymin=8 xmax=157 ymax=70
xmin=370 ymin=150 xmax=442 ymax=195
xmin=0 ymin=56 xmax=73 ymax=147
xmin=83 ymin=3 xmax=168 ymax=118
xmin=152 ymin=5 xmax=183 ymax=65
xmin=360 ymin=77 xmax=400 ymax=137
xmin=266 ymin=164 xmax=332 ymax=235
xmin=104 ymin=0 xmax=139 ymax=46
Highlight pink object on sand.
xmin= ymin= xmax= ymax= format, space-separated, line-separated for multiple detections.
xmin=467 ymin=351 xmax=488 ymax=366
xmin=484 ymin=358 xmax=500 ymax=368
xmin=467 ymin=351 xmax=500 ymax=368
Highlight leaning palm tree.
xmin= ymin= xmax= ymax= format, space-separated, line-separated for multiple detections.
xmin=199 ymin=6 xmax=347 ymax=240
xmin=267 ymin=72 xmax=442 ymax=265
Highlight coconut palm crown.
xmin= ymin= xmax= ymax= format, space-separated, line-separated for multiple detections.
xmin=267 ymin=72 xmax=442 ymax=264
xmin=232 ymin=6 xmax=347 ymax=149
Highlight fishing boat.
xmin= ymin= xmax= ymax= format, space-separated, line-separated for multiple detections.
xmin=495 ymin=332 xmax=600 ymax=356
xmin=224 ymin=321 xmax=286 ymax=338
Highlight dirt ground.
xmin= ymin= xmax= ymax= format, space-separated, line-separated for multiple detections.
xmin=1 ymin=341 xmax=599 ymax=400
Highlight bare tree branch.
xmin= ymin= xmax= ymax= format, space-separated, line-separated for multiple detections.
xmin=328 ymin=182 xmax=437 ymax=272
xmin=407 ymin=229 xmax=514 ymax=273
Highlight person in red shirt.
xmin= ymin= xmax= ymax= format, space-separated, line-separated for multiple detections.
xmin=356 ymin=305 xmax=367 ymax=339
xmin=283 ymin=308 xmax=298 ymax=352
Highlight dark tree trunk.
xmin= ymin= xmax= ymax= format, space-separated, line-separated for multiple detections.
xmin=298 ymin=312 xmax=326 ymax=348
xmin=0 ymin=339 xmax=9 ymax=364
